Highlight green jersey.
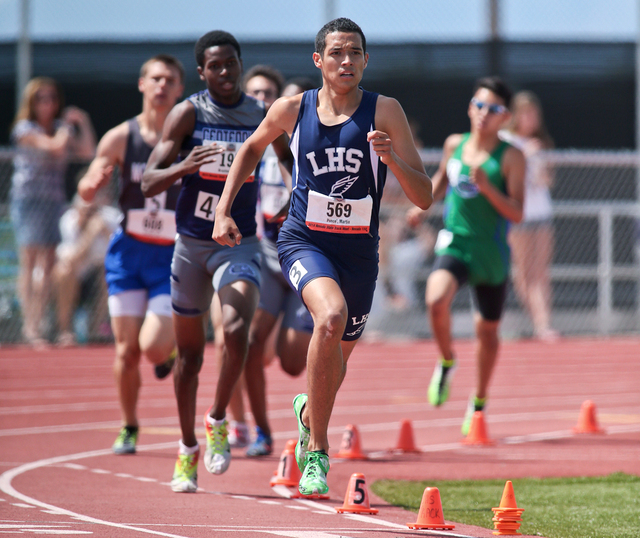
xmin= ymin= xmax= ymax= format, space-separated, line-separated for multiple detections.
xmin=435 ymin=133 xmax=512 ymax=286
xmin=443 ymin=133 xmax=510 ymax=241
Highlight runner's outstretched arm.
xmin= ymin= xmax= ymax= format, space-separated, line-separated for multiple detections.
xmin=213 ymin=95 xmax=300 ymax=246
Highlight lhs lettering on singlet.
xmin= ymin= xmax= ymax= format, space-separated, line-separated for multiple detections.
xmin=306 ymin=148 xmax=363 ymax=176
xmin=199 ymin=127 xmax=254 ymax=182
xmin=304 ymin=147 xmax=372 ymax=234
xmin=126 ymin=191 xmax=176 ymax=245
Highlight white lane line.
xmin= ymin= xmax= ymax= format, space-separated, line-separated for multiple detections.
xmin=262 ymin=531 xmax=358 ymax=538
xmin=0 ymin=398 xmax=175 ymax=416
xmin=90 ymin=469 xmax=110 ymax=474
xmin=0 ymin=417 xmax=178 ymax=437
xmin=276 ymin=490 xmax=480 ymax=538
xmin=12 ymin=530 xmax=92 ymax=535
xmin=258 ymin=500 xmax=282 ymax=505
xmin=11 ymin=503 xmax=35 ymax=508
xmin=0 ymin=442 xmax=193 ymax=538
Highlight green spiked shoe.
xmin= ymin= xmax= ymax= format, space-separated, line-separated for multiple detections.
xmin=427 ymin=357 xmax=456 ymax=407
xmin=298 ymin=450 xmax=330 ymax=496
xmin=292 ymin=393 xmax=310 ymax=472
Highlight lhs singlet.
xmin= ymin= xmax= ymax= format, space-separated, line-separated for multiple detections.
xmin=119 ymin=118 xmax=181 ymax=245
xmin=278 ymin=88 xmax=387 ymax=278
xmin=176 ymin=90 xmax=265 ymax=241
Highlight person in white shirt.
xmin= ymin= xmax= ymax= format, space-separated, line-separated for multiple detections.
xmin=500 ymin=91 xmax=559 ymax=342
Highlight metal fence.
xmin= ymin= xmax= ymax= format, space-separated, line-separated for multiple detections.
xmin=367 ymin=150 xmax=640 ymax=339
xmin=0 ymin=149 xmax=638 ymax=344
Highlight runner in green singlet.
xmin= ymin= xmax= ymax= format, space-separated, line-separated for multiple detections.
xmin=422 ymin=77 xmax=525 ymax=435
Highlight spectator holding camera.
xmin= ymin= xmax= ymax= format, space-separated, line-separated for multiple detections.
xmin=10 ymin=77 xmax=96 ymax=347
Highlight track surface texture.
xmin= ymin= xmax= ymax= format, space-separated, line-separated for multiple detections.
xmin=2 ymin=337 xmax=639 ymax=537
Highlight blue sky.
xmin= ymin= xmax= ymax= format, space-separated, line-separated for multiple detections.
xmin=0 ymin=0 xmax=636 ymax=42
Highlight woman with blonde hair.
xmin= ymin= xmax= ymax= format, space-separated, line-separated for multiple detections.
xmin=501 ymin=90 xmax=558 ymax=341
xmin=10 ymin=77 xmax=96 ymax=346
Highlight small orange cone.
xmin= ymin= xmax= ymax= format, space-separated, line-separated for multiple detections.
xmin=335 ymin=473 xmax=378 ymax=514
xmin=335 ymin=424 xmax=367 ymax=459
xmin=394 ymin=419 xmax=420 ymax=453
xmin=573 ymin=400 xmax=604 ymax=434
xmin=269 ymin=440 xmax=300 ymax=487
xmin=407 ymin=487 xmax=455 ymax=530
xmin=462 ymin=411 xmax=494 ymax=446
xmin=491 ymin=481 xmax=525 ymax=535
xmin=498 ymin=480 xmax=519 ymax=509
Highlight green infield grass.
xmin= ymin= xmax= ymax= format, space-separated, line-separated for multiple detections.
xmin=372 ymin=473 xmax=640 ymax=538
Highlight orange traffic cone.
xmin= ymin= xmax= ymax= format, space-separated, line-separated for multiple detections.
xmin=407 ymin=487 xmax=455 ymax=530
xmin=335 ymin=473 xmax=378 ymax=514
xmin=462 ymin=411 xmax=494 ymax=446
xmin=394 ymin=419 xmax=420 ymax=453
xmin=491 ymin=481 xmax=524 ymax=535
xmin=573 ymin=400 xmax=604 ymax=434
xmin=335 ymin=424 xmax=367 ymax=459
xmin=270 ymin=440 xmax=300 ymax=487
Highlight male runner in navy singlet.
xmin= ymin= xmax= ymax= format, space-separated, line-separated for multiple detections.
xmin=78 ymin=55 xmax=184 ymax=456
xmin=142 ymin=31 xmax=292 ymax=492
xmin=213 ymin=18 xmax=433 ymax=495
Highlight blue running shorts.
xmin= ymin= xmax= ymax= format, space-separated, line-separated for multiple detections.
xmin=105 ymin=228 xmax=174 ymax=299
xmin=171 ymin=234 xmax=262 ymax=317
xmin=277 ymin=238 xmax=376 ymax=341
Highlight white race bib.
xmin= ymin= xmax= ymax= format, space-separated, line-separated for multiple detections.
xmin=260 ymin=183 xmax=289 ymax=221
xmin=305 ymin=190 xmax=372 ymax=234
xmin=194 ymin=190 xmax=220 ymax=222
xmin=126 ymin=194 xmax=175 ymax=245
xmin=434 ymin=229 xmax=454 ymax=251
xmin=199 ymin=140 xmax=254 ymax=182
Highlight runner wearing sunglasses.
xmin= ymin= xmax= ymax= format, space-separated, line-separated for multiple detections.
xmin=422 ymin=76 xmax=525 ymax=435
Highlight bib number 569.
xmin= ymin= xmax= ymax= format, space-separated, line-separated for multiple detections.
xmin=326 ymin=200 xmax=352 ymax=218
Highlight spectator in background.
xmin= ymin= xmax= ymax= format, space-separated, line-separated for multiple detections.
xmin=54 ymin=192 xmax=120 ymax=347
xmin=10 ymin=77 xmax=96 ymax=347
xmin=282 ymin=77 xmax=316 ymax=97
xmin=500 ymin=91 xmax=559 ymax=342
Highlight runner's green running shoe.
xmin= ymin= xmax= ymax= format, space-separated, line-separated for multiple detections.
xmin=461 ymin=395 xmax=486 ymax=436
xmin=112 ymin=426 xmax=138 ymax=454
xmin=171 ymin=450 xmax=199 ymax=493
xmin=427 ymin=358 xmax=456 ymax=407
xmin=298 ymin=450 xmax=330 ymax=496
xmin=203 ymin=413 xmax=231 ymax=475
xmin=292 ymin=393 xmax=310 ymax=472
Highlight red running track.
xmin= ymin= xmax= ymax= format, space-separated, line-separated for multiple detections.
xmin=1 ymin=337 xmax=639 ymax=537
